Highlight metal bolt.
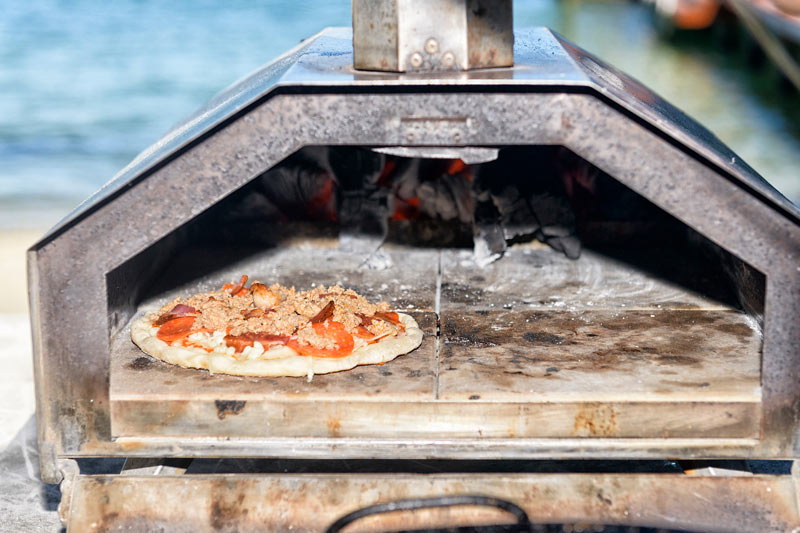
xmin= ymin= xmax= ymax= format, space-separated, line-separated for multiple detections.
xmin=425 ymin=38 xmax=439 ymax=55
xmin=442 ymin=51 xmax=455 ymax=67
xmin=410 ymin=52 xmax=423 ymax=68
xmin=406 ymin=132 xmax=415 ymax=143
xmin=452 ymin=130 xmax=462 ymax=143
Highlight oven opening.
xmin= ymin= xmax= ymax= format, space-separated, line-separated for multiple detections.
xmin=106 ymin=145 xmax=764 ymax=441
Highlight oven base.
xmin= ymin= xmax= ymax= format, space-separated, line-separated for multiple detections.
xmin=63 ymin=469 xmax=800 ymax=532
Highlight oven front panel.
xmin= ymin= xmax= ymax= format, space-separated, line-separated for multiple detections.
xmin=30 ymin=91 xmax=800 ymax=481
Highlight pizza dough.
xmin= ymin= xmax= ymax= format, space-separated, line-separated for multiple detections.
xmin=130 ymin=279 xmax=423 ymax=379
xmin=131 ymin=312 xmax=422 ymax=378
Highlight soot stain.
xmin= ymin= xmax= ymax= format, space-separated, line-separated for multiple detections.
xmin=503 ymin=370 xmax=539 ymax=378
xmin=441 ymin=283 xmax=484 ymax=304
xmin=508 ymin=351 xmax=542 ymax=369
xmin=211 ymin=492 xmax=246 ymax=529
xmin=523 ymin=311 xmax=551 ymax=322
xmin=443 ymin=318 xmax=503 ymax=347
xmin=651 ymin=310 xmax=718 ymax=327
xmin=465 ymin=356 xmax=493 ymax=368
xmin=128 ymin=356 xmax=153 ymax=370
xmin=447 ymin=335 xmax=499 ymax=347
xmin=551 ymin=280 xmax=584 ymax=291
xmin=215 ymin=400 xmax=246 ymax=420
xmin=661 ymin=379 xmax=711 ymax=388
xmin=714 ymin=322 xmax=754 ymax=339
xmin=656 ymin=354 xmax=701 ymax=366
xmin=524 ymin=332 xmax=565 ymax=345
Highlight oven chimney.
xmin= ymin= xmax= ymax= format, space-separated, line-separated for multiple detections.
xmin=352 ymin=0 xmax=513 ymax=72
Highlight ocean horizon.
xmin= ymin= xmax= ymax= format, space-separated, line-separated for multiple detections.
xmin=2 ymin=0 xmax=798 ymax=231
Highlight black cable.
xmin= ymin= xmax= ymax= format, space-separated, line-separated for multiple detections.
xmin=325 ymin=494 xmax=530 ymax=533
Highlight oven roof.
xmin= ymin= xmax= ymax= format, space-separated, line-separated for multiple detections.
xmin=34 ymin=26 xmax=799 ymax=248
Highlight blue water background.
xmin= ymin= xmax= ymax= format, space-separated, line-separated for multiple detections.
xmin=1 ymin=0 xmax=798 ymax=229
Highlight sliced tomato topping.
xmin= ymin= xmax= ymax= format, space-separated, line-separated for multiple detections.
xmin=353 ymin=325 xmax=374 ymax=339
xmin=224 ymin=335 xmax=254 ymax=353
xmin=374 ymin=311 xmax=405 ymax=331
xmin=156 ymin=316 xmax=197 ymax=343
xmin=181 ymin=339 xmax=214 ymax=353
xmin=224 ymin=332 xmax=290 ymax=353
xmin=287 ymin=321 xmax=355 ymax=358
xmin=375 ymin=311 xmax=400 ymax=324
xmin=223 ymin=275 xmax=249 ymax=296
xmin=153 ymin=304 xmax=197 ymax=326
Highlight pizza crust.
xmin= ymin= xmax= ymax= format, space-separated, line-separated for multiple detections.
xmin=130 ymin=312 xmax=423 ymax=378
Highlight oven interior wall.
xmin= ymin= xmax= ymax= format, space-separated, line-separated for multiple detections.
xmin=126 ymin=145 xmax=765 ymax=321
xmin=107 ymin=228 xmax=187 ymax=340
xmin=106 ymin=145 xmax=766 ymax=442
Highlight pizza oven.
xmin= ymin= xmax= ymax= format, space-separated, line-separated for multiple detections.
xmin=28 ymin=1 xmax=800 ymax=530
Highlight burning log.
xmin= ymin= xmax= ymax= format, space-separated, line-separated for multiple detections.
xmin=472 ymin=186 xmax=506 ymax=267
xmin=329 ymin=147 xmax=394 ymax=269
xmin=473 ymin=147 xmax=582 ymax=264
xmin=258 ymin=147 xmax=338 ymax=221
xmin=212 ymin=146 xmax=583 ymax=264
xmin=330 ymin=148 xmax=391 ymax=258
xmin=527 ymin=192 xmax=581 ymax=259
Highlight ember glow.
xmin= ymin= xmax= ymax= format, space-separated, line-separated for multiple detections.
xmin=307 ymin=176 xmax=337 ymax=221
xmin=221 ymin=146 xmax=648 ymax=263
xmin=383 ymin=158 xmax=471 ymax=221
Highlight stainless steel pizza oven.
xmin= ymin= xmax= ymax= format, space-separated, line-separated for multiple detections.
xmin=28 ymin=1 xmax=800 ymax=530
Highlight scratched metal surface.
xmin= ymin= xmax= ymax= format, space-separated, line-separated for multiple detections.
xmin=65 ymin=472 xmax=800 ymax=532
xmin=32 ymin=27 xmax=799 ymax=246
xmin=28 ymin=78 xmax=799 ymax=480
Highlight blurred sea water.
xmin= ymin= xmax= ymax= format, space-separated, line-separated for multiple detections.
xmin=1 ymin=0 xmax=798 ymax=230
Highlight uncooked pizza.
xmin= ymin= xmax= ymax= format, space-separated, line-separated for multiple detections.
xmin=130 ymin=276 xmax=423 ymax=379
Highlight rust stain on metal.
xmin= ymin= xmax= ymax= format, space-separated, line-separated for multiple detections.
xmin=211 ymin=491 xmax=247 ymax=530
xmin=66 ymin=474 xmax=800 ymax=531
xmin=215 ymin=399 xmax=246 ymax=420
xmin=327 ymin=415 xmax=342 ymax=437
xmin=117 ymin=439 xmax=145 ymax=451
xmin=573 ymin=405 xmax=618 ymax=437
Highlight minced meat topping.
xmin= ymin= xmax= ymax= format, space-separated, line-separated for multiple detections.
xmin=150 ymin=276 xmax=399 ymax=352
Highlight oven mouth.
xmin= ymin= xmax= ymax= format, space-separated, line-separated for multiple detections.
xmin=74 ymin=457 xmax=793 ymax=476
xmin=106 ymin=144 xmax=765 ymax=443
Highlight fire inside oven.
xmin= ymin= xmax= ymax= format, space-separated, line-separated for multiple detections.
xmin=106 ymin=144 xmax=764 ymax=441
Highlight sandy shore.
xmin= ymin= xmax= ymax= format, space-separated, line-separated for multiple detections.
xmin=0 ymin=230 xmax=62 ymax=530
xmin=0 ymin=229 xmax=44 ymax=315
xmin=0 ymin=229 xmax=47 ymax=449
